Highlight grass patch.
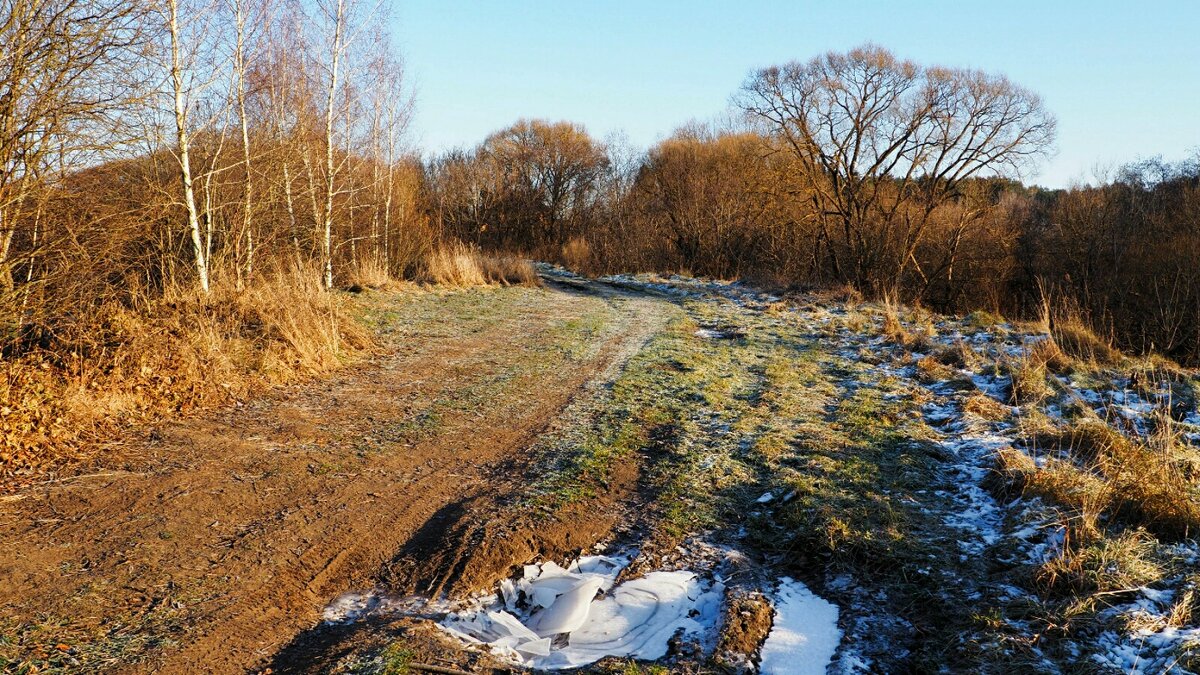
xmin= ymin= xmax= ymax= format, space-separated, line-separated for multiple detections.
xmin=1007 ymin=357 xmax=1053 ymax=405
xmin=1050 ymin=317 xmax=1121 ymax=365
xmin=1036 ymin=528 xmax=1162 ymax=595
xmin=420 ymin=240 xmax=539 ymax=287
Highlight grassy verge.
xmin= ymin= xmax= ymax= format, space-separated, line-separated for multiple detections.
xmin=1 ymin=264 xmax=371 ymax=487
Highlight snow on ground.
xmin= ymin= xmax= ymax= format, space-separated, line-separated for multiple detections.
xmin=1093 ymin=594 xmax=1200 ymax=673
xmin=439 ymin=555 xmax=725 ymax=669
xmin=326 ymin=269 xmax=1200 ymax=670
xmin=759 ymin=578 xmax=842 ymax=675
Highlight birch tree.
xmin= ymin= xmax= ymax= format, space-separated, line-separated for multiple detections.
xmin=228 ymin=0 xmax=271 ymax=289
xmin=160 ymin=0 xmax=226 ymax=293
xmin=363 ymin=29 xmax=411 ymax=271
xmin=308 ymin=0 xmax=384 ymax=289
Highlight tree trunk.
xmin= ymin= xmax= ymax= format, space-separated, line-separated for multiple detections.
xmin=319 ymin=0 xmax=346 ymax=290
xmin=168 ymin=0 xmax=210 ymax=293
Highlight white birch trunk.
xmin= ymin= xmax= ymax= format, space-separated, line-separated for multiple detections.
xmin=168 ymin=0 xmax=210 ymax=293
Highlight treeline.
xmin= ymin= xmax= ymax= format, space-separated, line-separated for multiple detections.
xmin=418 ymin=48 xmax=1198 ymax=365
xmin=1 ymin=0 xmax=431 ymax=338
xmin=1019 ymin=158 xmax=1200 ymax=361
xmin=2 ymin=18 xmax=1197 ymax=370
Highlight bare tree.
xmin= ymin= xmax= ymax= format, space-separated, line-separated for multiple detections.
xmin=160 ymin=0 xmax=229 ymax=293
xmin=228 ymin=0 xmax=270 ymax=289
xmin=0 ymin=0 xmax=146 ymax=289
xmin=363 ymin=33 xmax=411 ymax=271
xmin=311 ymin=0 xmax=349 ymax=288
xmin=737 ymin=44 xmax=1055 ymax=292
xmin=479 ymin=119 xmax=608 ymax=249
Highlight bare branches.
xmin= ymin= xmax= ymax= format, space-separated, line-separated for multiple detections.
xmin=737 ymin=44 xmax=1056 ymax=291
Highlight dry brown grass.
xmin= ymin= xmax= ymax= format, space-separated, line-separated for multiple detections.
xmin=810 ymin=283 xmax=863 ymax=307
xmin=1027 ymin=338 xmax=1074 ymax=374
xmin=1008 ymin=358 xmax=1054 ymax=405
xmin=881 ymin=301 xmax=935 ymax=352
xmin=915 ymin=355 xmax=955 ymax=384
xmin=1 ymin=262 xmax=371 ymax=485
xmin=422 ymin=241 xmax=539 ymax=287
xmin=479 ymin=254 xmax=540 ymax=286
xmin=963 ymin=392 xmax=1011 ymax=421
xmin=934 ymin=341 xmax=981 ymax=371
xmin=347 ymin=256 xmax=403 ymax=291
xmin=1006 ymin=420 xmax=1200 ymax=540
xmin=423 ymin=242 xmax=488 ymax=286
xmin=987 ymin=448 xmax=1109 ymax=522
xmin=1051 ymin=316 xmax=1122 ymax=366
xmin=560 ymin=236 xmax=593 ymax=274
xmin=1037 ymin=527 xmax=1162 ymax=595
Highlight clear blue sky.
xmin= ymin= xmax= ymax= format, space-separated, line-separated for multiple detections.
xmin=393 ymin=1 xmax=1199 ymax=188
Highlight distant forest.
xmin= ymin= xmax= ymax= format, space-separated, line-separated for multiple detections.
xmin=2 ymin=0 xmax=1197 ymax=373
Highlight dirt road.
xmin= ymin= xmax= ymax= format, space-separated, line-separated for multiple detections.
xmin=0 ymin=282 xmax=666 ymax=673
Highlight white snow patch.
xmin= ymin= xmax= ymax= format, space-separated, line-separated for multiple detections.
xmin=760 ymin=578 xmax=842 ymax=675
xmin=439 ymin=555 xmax=724 ymax=669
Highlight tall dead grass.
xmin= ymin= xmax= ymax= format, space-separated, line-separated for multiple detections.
xmin=560 ymin=236 xmax=594 ymax=275
xmin=990 ymin=419 xmax=1200 ymax=540
xmin=880 ymin=297 xmax=936 ymax=351
xmin=421 ymin=241 xmax=539 ymax=287
xmin=347 ymin=256 xmax=402 ymax=291
xmin=1 ymin=262 xmax=371 ymax=484
xmin=1035 ymin=291 xmax=1122 ymax=366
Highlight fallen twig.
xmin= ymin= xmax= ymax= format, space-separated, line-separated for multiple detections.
xmin=409 ymin=664 xmax=473 ymax=675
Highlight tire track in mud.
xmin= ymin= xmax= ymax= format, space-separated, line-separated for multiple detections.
xmin=0 ymin=283 xmax=669 ymax=674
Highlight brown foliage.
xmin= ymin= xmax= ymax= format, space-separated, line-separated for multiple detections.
xmin=1 ymin=264 xmax=369 ymax=483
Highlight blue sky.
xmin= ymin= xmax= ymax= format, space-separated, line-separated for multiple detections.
xmin=392 ymin=1 xmax=1199 ymax=188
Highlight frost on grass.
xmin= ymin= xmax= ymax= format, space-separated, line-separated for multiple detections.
xmin=329 ymin=270 xmax=1199 ymax=671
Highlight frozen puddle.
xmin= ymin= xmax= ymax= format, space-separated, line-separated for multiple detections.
xmin=760 ymin=578 xmax=842 ymax=675
xmin=440 ymin=555 xmax=724 ymax=669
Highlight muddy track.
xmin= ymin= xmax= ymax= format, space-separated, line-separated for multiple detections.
xmin=0 ymin=282 xmax=667 ymax=674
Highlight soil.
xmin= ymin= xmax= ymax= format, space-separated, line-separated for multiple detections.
xmin=715 ymin=590 xmax=775 ymax=671
xmin=0 ymin=282 xmax=666 ymax=674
